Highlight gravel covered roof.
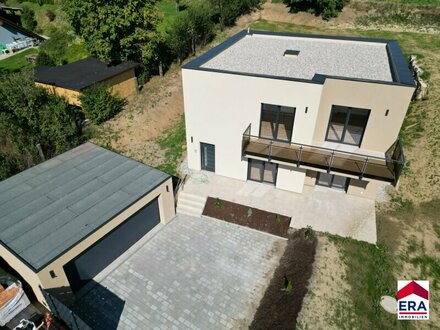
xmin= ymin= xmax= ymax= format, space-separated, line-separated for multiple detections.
xmin=0 ymin=142 xmax=169 ymax=271
xmin=201 ymin=33 xmax=393 ymax=82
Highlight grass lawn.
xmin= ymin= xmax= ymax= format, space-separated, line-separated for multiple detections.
xmin=156 ymin=116 xmax=186 ymax=176
xmin=157 ymin=0 xmax=190 ymax=32
xmin=250 ymin=19 xmax=440 ymax=329
xmin=0 ymin=48 xmax=38 ymax=72
xmin=64 ymin=42 xmax=89 ymax=63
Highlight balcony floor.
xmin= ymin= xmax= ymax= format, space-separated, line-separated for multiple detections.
xmin=181 ymin=170 xmax=377 ymax=244
xmin=244 ymin=140 xmax=395 ymax=182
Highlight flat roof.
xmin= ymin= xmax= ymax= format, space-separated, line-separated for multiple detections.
xmin=183 ymin=30 xmax=415 ymax=87
xmin=35 ymin=57 xmax=139 ymax=91
xmin=0 ymin=143 xmax=169 ymax=272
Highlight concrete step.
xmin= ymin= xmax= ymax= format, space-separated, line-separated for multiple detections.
xmin=178 ymin=192 xmax=207 ymax=204
xmin=178 ymin=198 xmax=205 ymax=210
xmin=176 ymin=192 xmax=207 ymax=217
xmin=176 ymin=204 xmax=203 ymax=217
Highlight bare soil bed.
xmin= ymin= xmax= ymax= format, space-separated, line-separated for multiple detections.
xmin=202 ymin=197 xmax=291 ymax=238
xmin=250 ymin=228 xmax=318 ymax=330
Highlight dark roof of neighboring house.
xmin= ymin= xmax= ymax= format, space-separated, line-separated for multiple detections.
xmin=183 ymin=29 xmax=416 ymax=88
xmin=0 ymin=142 xmax=170 ymax=272
xmin=34 ymin=57 xmax=139 ymax=91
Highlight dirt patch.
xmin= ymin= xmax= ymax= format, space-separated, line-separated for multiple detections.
xmin=249 ymin=228 xmax=317 ymax=330
xmin=297 ymin=235 xmax=352 ymax=329
xmin=202 ymin=197 xmax=291 ymax=238
xmin=91 ymin=67 xmax=184 ymax=168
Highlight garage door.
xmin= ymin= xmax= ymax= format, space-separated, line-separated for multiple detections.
xmin=64 ymin=198 xmax=160 ymax=291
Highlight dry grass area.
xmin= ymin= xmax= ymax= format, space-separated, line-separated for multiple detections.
xmin=91 ymin=68 xmax=184 ymax=170
xmin=296 ymin=236 xmax=352 ymax=330
xmin=261 ymin=0 xmax=440 ymax=33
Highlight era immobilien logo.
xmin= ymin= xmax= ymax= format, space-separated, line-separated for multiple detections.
xmin=397 ymin=280 xmax=429 ymax=320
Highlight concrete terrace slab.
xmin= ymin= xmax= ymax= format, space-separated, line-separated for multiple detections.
xmin=202 ymin=33 xmax=393 ymax=82
xmin=74 ymin=215 xmax=286 ymax=330
xmin=182 ymin=171 xmax=377 ymax=244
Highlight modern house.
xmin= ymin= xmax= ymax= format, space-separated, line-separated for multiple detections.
xmin=182 ymin=30 xmax=416 ymax=199
xmin=0 ymin=143 xmax=175 ymax=309
xmin=35 ymin=57 xmax=139 ymax=106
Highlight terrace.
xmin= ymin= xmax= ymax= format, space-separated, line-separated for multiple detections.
xmin=242 ymin=123 xmax=405 ymax=184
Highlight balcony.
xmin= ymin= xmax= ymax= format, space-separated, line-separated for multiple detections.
xmin=242 ymin=124 xmax=405 ymax=184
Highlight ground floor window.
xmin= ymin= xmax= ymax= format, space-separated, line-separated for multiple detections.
xmin=247 ymin=159 xmax=277 ymax=185
xmin=316 ymin=172 xmax=349 ymax=191
xmin=325 ymin=105 xmax=370 ymax=146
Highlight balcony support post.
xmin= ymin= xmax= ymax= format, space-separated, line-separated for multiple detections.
xmin=297 ymin=146 xmax=303 ymax=167
xmin=359 ymin=157 xmax=369 ymax=180
xmin=327 ymin=151 xmax=335 ymax=173
xmin=269 ymin=141 xmax=273 ymax=161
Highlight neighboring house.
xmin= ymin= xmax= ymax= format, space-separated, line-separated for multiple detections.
xmin=182 ymin=30 xmax=416 ymax=199
xmin=0 ymin=7 xmax=44 ymax=52
xmin=0 ymin=142 xmax=175 ymax=309
xmin=35 ymin=57 xmax=139 ymax=106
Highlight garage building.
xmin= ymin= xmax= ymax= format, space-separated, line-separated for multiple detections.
xmin=0 ymin=142 xmax=175 ymax=309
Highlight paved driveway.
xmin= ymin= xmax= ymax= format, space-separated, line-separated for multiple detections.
xmin=74 ymin=215 xmax=286 ymax=330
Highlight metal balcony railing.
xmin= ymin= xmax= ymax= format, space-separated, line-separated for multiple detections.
xmin=242 ymin=123 xmax=405 ymax=185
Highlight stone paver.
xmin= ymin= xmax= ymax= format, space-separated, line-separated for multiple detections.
xmin=75 ymin=215 xmax=286 ymax=330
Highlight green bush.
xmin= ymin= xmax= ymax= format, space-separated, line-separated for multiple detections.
xmin=39 ymin=30 xmax=73 ymax=65
xmin=79 ymin=85 xmax=126 ymax=125
xmin=36 ymin=51 xmax=56 ymax=66
xmin=21 ymin=7 xmax=37 ymax=31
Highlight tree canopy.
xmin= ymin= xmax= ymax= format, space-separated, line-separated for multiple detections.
xmin=284 ymin=0 xmax=349 ymax=20
xmin=0 ymin=71 xmax=83 ymax=180
xmin=63 ymin=0 xmax=162 ymax=69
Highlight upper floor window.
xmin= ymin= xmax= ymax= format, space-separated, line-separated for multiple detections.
xmin=325 ymin=105 xmax=370 ymax=146
xmin=259 ymin=103 xmax=296 ymax=142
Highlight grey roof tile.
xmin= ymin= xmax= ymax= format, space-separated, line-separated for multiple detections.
xmin=0 ymin=142 xmax=170 ymax=271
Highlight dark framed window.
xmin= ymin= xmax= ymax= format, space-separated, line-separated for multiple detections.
xmin=325 ymin=105 xmax=370 ymax=146
xmin=316 ymin=173 xmax=349 ymax=191
xmin=259 ymin=103 xmax=295 ymax=142
xmin=247 ymin=159 xmax=277 ymax=185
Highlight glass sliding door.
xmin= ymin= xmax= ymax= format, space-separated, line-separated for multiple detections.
xmin=344 ymin=108 xmax=370 ymax=145
xmin=325 ymin=105 xmax=370 ymax=146
xmin=326 ymin=106 xmax=346 ymax=142
xmin=259 ymin=104 xmax=278 ymax=140
xmin=259 ymin=104 xmax=295 ymax=142
xmin=277 ymin=106 xmax=295 ymax=141
xmin=247 ymin=159 xmax=277 ymax=185
xmin=316 ymin=172 xmax=348 ymax=191
xmin=248 ymin=159 xmax=264 ymax=182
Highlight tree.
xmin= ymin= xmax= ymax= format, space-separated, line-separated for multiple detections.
xmin=79 ymin=85 xmax=126 ymax=125
xmin=187 ymin=2 xmax=215 ymax=55
xmin=167 ymin=1 xmax=214 ymax=62
xmin=283 ymin=0 xmax=348 ymax=19
xmin=21 ymin=7 xmax=37 ymax=31
xmin=63 ymin=0 xmax=162 ymax=73
xmin=38 ymin=30 xmax=73 ymax=65
xmin=167 ymin=14 xmax=191 ymax=64
xmin=0 ymin=70 xmax=83 ymax=178
xmin=209 ymin=0 xmax=261 ymax=30
xmin=36 ymin=51 xmax=56 ymax=66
